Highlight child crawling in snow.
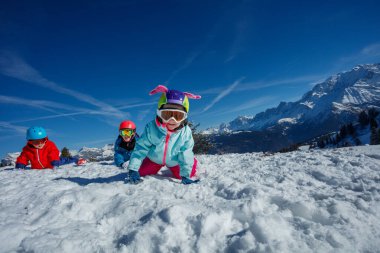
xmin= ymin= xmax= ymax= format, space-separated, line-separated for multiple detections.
xmin=15 ymin=126 xmax=86 ymax=169
xmin=125 ymin=85 xmax=201 ymax=185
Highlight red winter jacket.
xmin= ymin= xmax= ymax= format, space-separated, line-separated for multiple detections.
xmin=16 ymin=139 xmax=60 ymax=169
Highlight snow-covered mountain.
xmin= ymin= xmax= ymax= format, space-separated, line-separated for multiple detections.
xmin=205 ymin=63 xmax=380 ymax=153
xmin=1 ymin=145 xmax=379 ymax=252
xmin=212 ymin=63 xmax=380 ymax=134
xmin=75 ymin=144 xmax=114 ymax=161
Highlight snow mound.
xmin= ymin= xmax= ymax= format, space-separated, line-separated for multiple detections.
xmin=1 ymin=145 xmax=380 ymax=252
xmin=0 ymin=152 xmax=20 ymax=167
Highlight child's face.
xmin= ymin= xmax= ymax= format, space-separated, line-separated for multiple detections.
xmin=122 ymin=135 xmax=132 ymax=142
xmin=120 ymin=129 xmax=135 ymax=142
xmin=159 ymin=104 xmax=187 ymax=131
xmin=166 ymin=119 xmax=181 ymax=131
xmin=29 ymin=138 xmax=47 ymax=149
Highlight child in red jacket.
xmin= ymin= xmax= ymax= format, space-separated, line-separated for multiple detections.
xmin=15 ymin=126 xmax=85 ymax=169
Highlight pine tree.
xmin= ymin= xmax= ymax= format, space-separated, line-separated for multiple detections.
xmin=188 ymin=122 xmax=215 ymax=154
xmin=335 ymin=133 xmax=342 ymax=146
xmin=339 ymin=125 xmax=347 ymax=138
xmin=368 ymin=107 xmax=379 ymax=119
xmin=347 ymin=123 xmax=355 ymax=136
xmin=358 ymin=110 xmax=369 ymax=127
xmin=61 ymin=147 xmax=72 ymax=158
xmin=317 ymin=136 xmax=327 ymax=148
xmin=370 ymin=127 xmax=380 ymax=145
xmin=370 ymin=118 xmax=378 ymax=129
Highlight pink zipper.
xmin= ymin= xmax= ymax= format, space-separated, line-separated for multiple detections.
xmin=162 ymin=132 xmax=171 ymax=165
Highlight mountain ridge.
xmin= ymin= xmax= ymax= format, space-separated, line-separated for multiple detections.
xmin=206 ymin=63 xmax=380 ymax=152
xmin=209 ymin=63 xmax=380 ymax=133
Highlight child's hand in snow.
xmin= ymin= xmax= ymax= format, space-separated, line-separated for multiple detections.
xmin=181 ymin=177 xmax=200 ymax=185
xmin=125 ymin=170 xmax=141 ymax=184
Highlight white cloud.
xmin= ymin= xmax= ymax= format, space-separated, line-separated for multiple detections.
xmin=0 ymin=51 xmax=124 ymax=118
xmin=166 ymin=32 xmax=216 ymax=83
xmin=225 ymin=16 xmax=248 ymax=63
xmin=195 ymin=95 xmax=277 ymax=119
xmin=0 ymin=95 xmax=79 ymax=111
xmin=202 ymin=77 xmax=244 ymax=112
xmin=166 ymin=51 xmax=201 ymax=84
xmin=0 ymin=121 xmax=28 ymax=134
xmin=75 ymin=137 xmax=115 ymax=146
xmin=360 ymin=43 xmax=380 ymax=57
xmin=0 ymin=95 xmax=127 ymax=124
xmin=136 ymin=109 xmax=153 ymax=121
xmin=221 ymin=96 xmax=277 ymax=114
xmin=11 ymin=111 xmax=118 ymax=124
xmin=198 ymin=74 xmax=325 ymax=97
xmin=117 ymin=101 xmax=156 ymax=110
xmin=236 ymin=74 xmax=326 ymax=92
xmin=336 ymin=42 xmax=380 ymax=68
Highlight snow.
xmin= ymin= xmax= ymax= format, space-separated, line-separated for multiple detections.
xmin=201 ymin=128 xmax=220 ymax=135
xmin=300 ymin=101 xmax=315 ymax=109
xmin=1 ymin=145 xmax=380 ymax=252
xmin=0 ymin=152 xmax=19 ymax=166
xmin=298 ymin=145 xmax=310 ymax=151
xmin=311 ymin=92 xmax=327 ymax=98
xmin=278 ymin=118 xmax=297 ymax=124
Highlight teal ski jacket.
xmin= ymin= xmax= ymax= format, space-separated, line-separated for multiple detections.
xmin=127 ymin=118 xmax=195 ymax=177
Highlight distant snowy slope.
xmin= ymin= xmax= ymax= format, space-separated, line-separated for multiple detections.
xmin=1 ymin=145 xmax=380 ymax=252
xmin=212 ymin=63 xmax=380 ymax=133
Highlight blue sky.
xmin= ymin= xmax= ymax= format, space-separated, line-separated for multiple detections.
xmin=1 ymin=0 xmax=380 ymax=158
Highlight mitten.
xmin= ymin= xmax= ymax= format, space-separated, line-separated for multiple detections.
xmin=125 ymin=170 xmax=141 ymax=184
xmin=51 ymin=160 xmax=60 ymax=167
xmin=15 ymin=163 xmax=26 ymax=169
xmin=181 ymin=177 xmax=200 ymax=185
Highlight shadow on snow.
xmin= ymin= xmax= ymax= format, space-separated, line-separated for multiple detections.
xmin=54 ymin=172 xmax=129 ymax=186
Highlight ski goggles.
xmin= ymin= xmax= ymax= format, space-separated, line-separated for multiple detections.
xmin=29 ymin=137 xmax=47 ymax=146
xmin=120 ymin=128 xmax=135 ymax=137
xmin=157 ymin=109 xmax=187 ymax=123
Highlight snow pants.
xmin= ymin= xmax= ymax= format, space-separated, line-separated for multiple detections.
xmin=138 ymin=157 xmax=197 ymax=179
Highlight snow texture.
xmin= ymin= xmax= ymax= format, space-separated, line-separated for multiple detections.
xmin=1 ymin=145 xmax=380 ymax=253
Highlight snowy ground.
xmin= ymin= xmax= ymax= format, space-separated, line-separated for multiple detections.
xmin=1 ymin=146 xmax=380 ymax=253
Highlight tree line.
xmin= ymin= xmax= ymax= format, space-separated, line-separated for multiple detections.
xmin=316 ymin=107 xmax=380 ymax=148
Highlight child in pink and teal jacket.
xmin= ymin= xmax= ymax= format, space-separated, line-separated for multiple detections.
xmin=126 ymin=85 xmax=201 ymax=185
